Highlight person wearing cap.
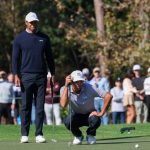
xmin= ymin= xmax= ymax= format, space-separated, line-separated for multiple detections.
xmin=89 ymin=67 xmax=110 ymax=125
xmin=12 ymin=12 xmax=55 ymax=143
xmin=144 ymin=68 xmax=150 ymax=122
xmin=132 ymin=64 xmax=148 ymax=123
xmin=110 ymin=78 xmax=125 ymax=124
xmin=82 ymin=68 xmax=90 ymax=81
xmin=60 ymin=70 xmax=112 ymax=145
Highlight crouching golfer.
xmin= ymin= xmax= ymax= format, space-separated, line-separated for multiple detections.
xmin=60 ymin=70 xmax=112 ymax=145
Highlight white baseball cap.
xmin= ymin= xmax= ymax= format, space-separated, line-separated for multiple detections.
xmin=133 ymin=64 xmax=141 ymax=71
xmin=93 ymin=67 xmax=100 ymax=73
xmin=82 ymin=68 xmax=90 ymax=75
xmin=147 ymin=67 xmax=150 ymax=73
xmin=25 ymin=12 xmax=39 ymax=22
xmin=71 ymin=70 xmax=85 ymax=82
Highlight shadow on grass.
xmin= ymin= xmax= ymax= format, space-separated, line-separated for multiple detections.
xmin=97 ymin=135 xmax=150 ymax=141
xmin=81 ymin=135 xmax=150 ymax=145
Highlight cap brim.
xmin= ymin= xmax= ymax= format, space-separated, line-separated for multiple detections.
xmin=73 ymin=78 xmax=85 ymax=82
xmin=26 ymin=19 xmax=39 ymax=22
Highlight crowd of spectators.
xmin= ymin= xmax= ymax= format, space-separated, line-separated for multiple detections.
xmin=0 ymin=64 xmax=150 ymax=125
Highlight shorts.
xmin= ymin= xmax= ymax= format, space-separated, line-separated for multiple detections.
xmin=123 ymin=94 xmax=134 ymax=106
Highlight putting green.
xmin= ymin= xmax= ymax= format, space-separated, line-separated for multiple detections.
xmin=0 ymin=124 xmax=150 ymax=150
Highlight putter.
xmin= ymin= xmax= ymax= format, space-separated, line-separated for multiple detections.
xmin=68 ymin=85 xmax=73 ymax=147
xmin=120 ymin=126 xmax=135 ymax=134
xmin=50 ymin=80 xmax=57 ymax=143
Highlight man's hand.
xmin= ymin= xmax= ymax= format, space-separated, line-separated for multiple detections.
xmin=65 ymin=75 xmax=72 ymax=87
xmin=89 ymin=111 xmax=104 ymax=117
xmin=14 ymin=75 xmax=21 ymax=87
xmin=50 ymin=75 xmax=55 ymax=86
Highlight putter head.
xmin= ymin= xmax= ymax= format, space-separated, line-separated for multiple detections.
xmin=120 ymin=127 xmax=135 ymax=134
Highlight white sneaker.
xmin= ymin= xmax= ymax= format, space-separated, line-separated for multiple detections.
xmin=20 ymin=136 xmax=28 ymax=143
xmin=86 ymin=135 xmax=96 ymax=144
xmin=72 ymin=136 xmax=83 ymax=145
xmin=36 ymin=135 xmax=46 ymax=143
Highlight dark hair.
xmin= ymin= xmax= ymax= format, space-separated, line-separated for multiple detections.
xmin=125 ymin=70 xmax=135 ymax=79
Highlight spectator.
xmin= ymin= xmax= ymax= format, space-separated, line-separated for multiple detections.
xmin=44 ymin=72 xmax=61 ymax=125
xmin=110 ymin=78 xmax=125 ymax=124
xmin=122 ymin=70 xmax=137 ymax=124
xmin=82 ymin=68 xmax=90 ymax=81
xmin=60 ymin=70 xmax=112 ymax=145
xmin=0 ymin=71 xmax=15 ymax=124
xmin=132 ymin=64 xmax=148 ymax=123
xmin=89 ymin=67 xmax=110 ymax=125
xmin=144 ymin=67 xmax=150 ymax=122
xmin=12 ymin=12 xmax=55 ymax=143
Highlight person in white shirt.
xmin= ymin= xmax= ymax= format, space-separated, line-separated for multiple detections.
xmin=110 ymin=78 xmax=125 ymax=124
xmin=144 ymin=67 xmax=150 ymax=122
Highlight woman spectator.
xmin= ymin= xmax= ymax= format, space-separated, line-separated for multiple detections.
xmin=122 ymin=70 xmax=138 ymax=124
xmin=44 ymin=72 xmax=62 ymax=125
xmin=110 ymin=78 xmax=125 ymax=124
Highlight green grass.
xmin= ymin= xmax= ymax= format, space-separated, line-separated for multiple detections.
xmin=0 ymin=123 xmax=150 ymax=150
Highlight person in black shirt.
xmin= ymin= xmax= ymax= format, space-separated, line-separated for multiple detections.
xmin=12 ymin=12 xmax=55 ymax=143
xmin=132 ymin=64 xmax=148 ymax=123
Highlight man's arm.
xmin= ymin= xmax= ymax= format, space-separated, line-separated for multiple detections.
xmin=60 ymin=75 xmax=72 ymax=108
xmin=90 ymin=92 xmax=112 ymax=117
xmin=60 ymin=86 xmax=69 ymax=108
xmin=12 ymin=38 xmax=21 ymax=87
xmin=45 ymin=37 xmax=55 ymax=76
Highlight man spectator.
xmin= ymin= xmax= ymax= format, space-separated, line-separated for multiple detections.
xmin=12 ymin=12 xmax=55 ymax=143
xmin=132 ymin=64 xmax=148 ymax=123
xmin=89 ymin=67 xmax=110 ymax=125
xmin=82 ymin=68 xmax=90 ymax=81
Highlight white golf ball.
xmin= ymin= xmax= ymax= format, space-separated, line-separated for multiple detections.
xmin=135 ymin=144 xmax=139 ymax=148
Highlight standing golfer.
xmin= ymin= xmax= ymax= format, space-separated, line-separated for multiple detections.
xmin=60 ymin=70 xmax=112 ymax=145
xmin=12 ymin=12 xmax=55 ymax=143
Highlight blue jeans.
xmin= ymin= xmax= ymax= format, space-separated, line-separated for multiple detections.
xmin=94 ymin=98 xmax=108 ymax=125
xmin=112 ymin=112 xmax=125 ymax=124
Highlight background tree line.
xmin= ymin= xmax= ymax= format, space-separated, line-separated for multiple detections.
xmin=0 ymin=0 xmax=150 ymax=84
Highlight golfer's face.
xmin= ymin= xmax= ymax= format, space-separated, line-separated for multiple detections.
xmin=73 ymin=80 xmax=84 ymax=93
xmin=26 ymin=21 xmax=38 ymax=32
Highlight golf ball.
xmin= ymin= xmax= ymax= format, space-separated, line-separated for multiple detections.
xmin=135 ymin=144 xmax=139 ymax=148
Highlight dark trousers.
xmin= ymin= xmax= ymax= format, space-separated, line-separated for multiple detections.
xmin=64 ymin=112 xmax=101 ymax=137
xmin=20 ymin=73 xmax=47 ymax=136
xmin=112 ymin=112 xmax=125 ymax=124
xmin=145 ymin=95 xmax=150 ymax=122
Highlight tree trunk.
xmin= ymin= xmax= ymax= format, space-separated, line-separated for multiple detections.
xmin=94 ymin=0 xmax=108 ymax=76
xmin=94 ymin=0 xmax=105 ymax=39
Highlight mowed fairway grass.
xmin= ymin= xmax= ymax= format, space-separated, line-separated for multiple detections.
xmin=0 ymin=123 xmax=150 ymax=150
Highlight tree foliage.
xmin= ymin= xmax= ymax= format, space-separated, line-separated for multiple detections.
xmin=0 ymin=0 xmax=150 ymax=82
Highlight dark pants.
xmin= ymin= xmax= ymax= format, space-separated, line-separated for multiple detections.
xmin=64 ymin=112 xmax=101 ymax=137
xmin=112 ymin=112 xmax=125 ymax=124
xmin=145 ymin=95 xmax=150 ymax=122
xmin=20 ymin=73 xmax=47 ymax=136
xmin=0 ymin=103 xmax=12 ymax=124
